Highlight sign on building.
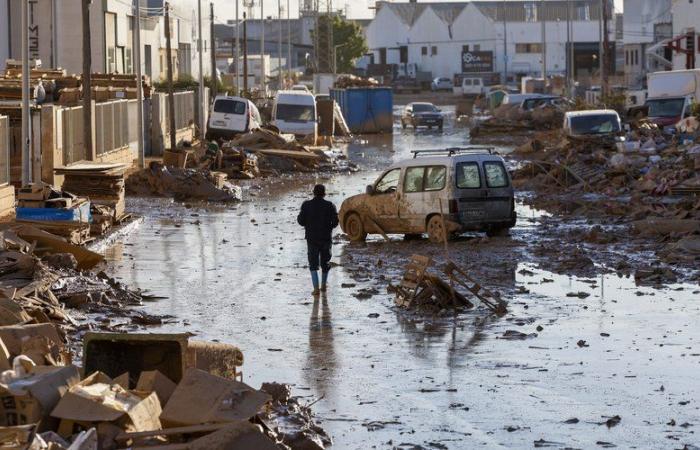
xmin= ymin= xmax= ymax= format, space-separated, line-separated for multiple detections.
xmin=461 ymin=51 xmax=493 ymax=73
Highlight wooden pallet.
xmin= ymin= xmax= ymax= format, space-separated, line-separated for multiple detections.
xmin=394 ymin=255 xmax=432 ymax=308
xmin=443 ymin=261 xmax=507 ymax=315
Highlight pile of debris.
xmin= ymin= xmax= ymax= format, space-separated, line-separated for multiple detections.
xmin=126 ymin=161 xmax=242 ymax=202
xmin=470 ymin=103 xmax=567 ymax=142
xmin=390 ymin=255 xmax=507 ymax=315
xmin=333 ymin=75 xmax=380 ymax=89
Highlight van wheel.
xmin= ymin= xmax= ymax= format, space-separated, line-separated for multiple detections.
xmin=486 ymin=227 xmax=509 ymax=237
xmin=345 ymin=213 xmax=367 ymax=242
xmin=426 ymin=215 xmax=447 ymax=243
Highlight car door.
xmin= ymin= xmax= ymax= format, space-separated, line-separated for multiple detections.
xmin=212 ymin=98 xmax=248 ymax=132
xmin=366 ymin=168 xmax=402 ymax=232
xmin=399 ymin=165 xmax=447 ymax=232
xmin=482 ymin=160 xmax=513 ymax=222
xmin=454 ymin=160 xmax=487 ymax=226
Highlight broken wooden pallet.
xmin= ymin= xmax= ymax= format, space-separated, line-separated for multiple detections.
xmin=394 ymin=255 xmax=431 ymax=308
xmin=443 ymin=261 xmax=507 ymax=315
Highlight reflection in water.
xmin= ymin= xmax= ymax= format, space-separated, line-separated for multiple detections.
xmin=305 ymin=293 xmax=336 ymax=398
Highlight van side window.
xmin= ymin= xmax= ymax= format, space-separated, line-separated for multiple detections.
xmin=456 ymin=162 xmax=481 ymax=188
xmin=424 ymin=166 xmax=446 ymax=191
xmin=214 ymin=100 xmax=246 ymax=114
xmin=404 ymin=167 xmax=425 ymax=193
xmin=375 ymin=168 xmax=401 ymax=193
xmin=483 ymin=161 xmax=509 ymax=188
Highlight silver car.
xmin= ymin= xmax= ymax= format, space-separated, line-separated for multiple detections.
xmin=339 ymin=148 xmax=516 ymax=242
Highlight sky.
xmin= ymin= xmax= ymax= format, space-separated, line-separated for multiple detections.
xmin=211 ymin=0 xmax=625 ymax=23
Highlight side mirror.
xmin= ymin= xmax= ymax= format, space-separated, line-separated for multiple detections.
xmin=366 ymin=185 xmax=375 ymax=195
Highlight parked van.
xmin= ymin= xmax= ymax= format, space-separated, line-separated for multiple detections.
xmin=462 ymin=77 xmax=485 ymax=97
xmin=206 ymin=95 xmax=262 ymax=141
xmin=339 ymin=148 xmax=516 ymax=242
xmin=563 ymin=110 xmax=622 ymax=137
xmin=271 ymin=90 xmax=318 ymax=141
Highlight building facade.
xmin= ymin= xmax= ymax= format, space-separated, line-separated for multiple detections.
xmin=365 ymin=0 xmax=615 ymax=83
xmin=0 ymin=0 xmax=211 ymax=81
xmin=622 ymin=0 xmax=672 ymax=87
xmin=671 ymin=0 xmax=700 ymax=71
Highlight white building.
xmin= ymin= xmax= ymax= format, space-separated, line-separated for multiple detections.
xmin=671 ymin=0 xmax=700 ymax=71
xmin=622 ymin=0 xmax=672 ymax=87
xmin=0 ymin=0 xmax=212 ymax=81
xmin=365 ymin=0 xmax=614 ymax=83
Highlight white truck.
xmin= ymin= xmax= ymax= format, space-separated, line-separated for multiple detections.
xmin=645 ymin=69 xmax=700 ymax=128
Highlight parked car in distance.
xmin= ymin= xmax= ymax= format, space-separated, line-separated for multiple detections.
xmin=339 ymin=147 xmax=516 ymax=242
xmin=563 ymin=110 xmax=622 ymax=137
xmin=291 ymin=84 xmax=310 ymax=92
xmin=206 ymin=95 xmax=262 ymax=141
xmin=462 ymin=77 xmax=485 ymax=97
xmin=520 ymin=95 xmax=569 ymax=112
xmin=431 ymin=77 xmax=453 ymax=91
xmin=271 ymin=90 xmax=318 ymax=142
xmin=401 ymin=102 xmax=444 ymax=130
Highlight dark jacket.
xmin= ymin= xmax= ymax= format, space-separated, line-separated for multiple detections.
xmin=297 ymin=196 xmax=339 ymax=242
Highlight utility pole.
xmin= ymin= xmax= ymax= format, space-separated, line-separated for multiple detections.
xmin=134 ymin=0 xmax=145 ymax=168
xmin=243 ymin=12 xmax=248 ymax=93
xmin=260 ymin=0 xmax=265 ymax=95
xmin=569 ymin=0 xmax=575 ymax=94
xmin=287 ymin=0 xmax=291 ymax=79
xmin=197 ymin=0 xmax=205 ymax=139
xmin=502 ymin=0 xmax=508 ymax=84
xmin=82 ymin=0 xmax=93 ymax=162
xmin=540 ymin=0 xmax=546 ymax=82
xmin=21 ymin=0 xmax=31 ymax=185
xmin=601 ymin=0 xmax=610 ymax=96
xmin=164 ymin=3 xmax=176 ymax=151
xmin=278 ymin=0 xmax=282 ymax=90
xmin=235 ymin=0 xmax=239 ymax=91
xmin=210 ymin=3 xmax=217 ymax=98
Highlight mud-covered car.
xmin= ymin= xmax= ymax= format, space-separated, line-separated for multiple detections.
xmin=400 ymin=103 xmax=444 ymax=130
xmin=339 ymin=148 xmax=516 ymax=242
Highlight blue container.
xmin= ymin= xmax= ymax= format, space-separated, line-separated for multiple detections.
xmin=16 ymin=201 xmax=92 ymax=223
xmin=330 ymin=87 xmax=393 ymax=134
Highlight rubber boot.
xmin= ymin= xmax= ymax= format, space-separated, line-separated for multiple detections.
xmin=311 ymin=271 xmax=320 ymax=295
xmin=321 ymin=271 xmax=329 ymax=292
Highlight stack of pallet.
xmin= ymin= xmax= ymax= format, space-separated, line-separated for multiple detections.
xmin=15 ymin=183 xmax=91 ymax=244
xmin=55 ymin=163 xmax=127 ymax=236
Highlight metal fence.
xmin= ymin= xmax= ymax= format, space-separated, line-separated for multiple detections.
xmin=0 ymin=116 xmax=9 ymax=185
xmin=61 ymin=106 xmax=88 ymax=165
xmin=168 ymin=92 xmax=195 ymax=130
xmin=95 ymin=99 xmax=136 ymax=156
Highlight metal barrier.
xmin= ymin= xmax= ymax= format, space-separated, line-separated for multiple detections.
xmin=0 ymin=116 xmax=9 ymax=185
xmin=61 ymin=106 xmax=88 ymax=165
xmin=95 ymin=99 xmax=136 ymax=156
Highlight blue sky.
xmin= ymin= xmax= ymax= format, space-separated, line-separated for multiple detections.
xmin=212 ymin=0 xmax=625 ymax=23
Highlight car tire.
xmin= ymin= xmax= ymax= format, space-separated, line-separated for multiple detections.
xmin=345 ymin=213 xmax=367 ymax=242
xmin=426 ymin=215 xmax=447 ymax=243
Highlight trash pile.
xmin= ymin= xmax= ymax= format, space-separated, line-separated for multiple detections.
xmin=470 ymin=103 xmax=567 ymax=142
xmin=333 ymin=74 xmax=380 ymax=89
xmin=126 ymin=161 xmax=242 ymax=202
xmin=390 ymin=255 xmax=507 ymax=315
xmin=0 ymin=232 xmax=331 ymax=449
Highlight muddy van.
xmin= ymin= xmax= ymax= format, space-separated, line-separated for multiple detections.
xmin=339 ymin=148 xmax=516 ymax=242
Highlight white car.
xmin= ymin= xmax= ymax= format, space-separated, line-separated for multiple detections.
xmin=206 ymin=96 xmax=262 ymax=141
xmin=291 ymin=84 xmax=310 ymax=92
xmin=271 ymin=90 xmax=318 ymax=141
xmin=461 ymin=77 xmax=485 ymax=97
xmin=563 ymin=109 xmax=622 ymax=137
xmin=431 ymin=77 xmax=453 ymax=91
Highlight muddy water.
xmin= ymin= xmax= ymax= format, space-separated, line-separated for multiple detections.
xmin=106 ymin=113 xmax=700 ymax=449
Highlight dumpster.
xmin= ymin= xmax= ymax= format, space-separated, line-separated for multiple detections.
xmin=329 ymin=87 xmax=393 ymax=134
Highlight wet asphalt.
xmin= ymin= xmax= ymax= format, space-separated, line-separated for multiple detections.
xmin=105 ymin=108 xmax=700 ymax=449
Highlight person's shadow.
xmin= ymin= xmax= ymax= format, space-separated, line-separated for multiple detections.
xmin=304 ymin=293 xmax=337 ymax=399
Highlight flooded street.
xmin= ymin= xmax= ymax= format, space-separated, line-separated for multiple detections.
xmin=105 ymin=112 xmax=700 ymax=449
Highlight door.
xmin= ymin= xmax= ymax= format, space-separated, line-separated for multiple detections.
xmin=399 ymin=165 xmax=447 ymax=232
xmin=367 ymin=168 xmax=401 ymax=232
xmin=482 ymin=160 xmax=512 ymax=221
xmin=454 ymin=161 xmax=487 ymax=226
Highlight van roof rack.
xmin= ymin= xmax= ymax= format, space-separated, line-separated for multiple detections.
xmin=411 ymin=147 xmax=495 ymax=158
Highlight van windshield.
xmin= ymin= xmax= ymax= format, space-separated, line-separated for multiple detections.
xmin=412 ymin=104 xmax=437 ymax=113
xmin=214 ymin=99 xmax=246 ymax=114
xmin=276 ymin=104 xmax=315 ymax=122
xmin=569 ymin=114 xmax=621 ymax=135
xmin=647 ymin=98 xmax=685 ymax=118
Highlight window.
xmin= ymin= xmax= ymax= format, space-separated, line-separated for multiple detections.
xmin=524 ymin=3 xmax=538 ymax=22
xmin=463 ymin=79 xmax=472 ymax=86
xmin=403 ymin=166 xmax=446 ymax=193
xmin=484 ymin=162 xmax=509 ymax=188
xmin=214 ymin=99 xmax=246 ymax=114
xmin=275 ymin=104 xmax=315 ymax=121
xmin=105 ymin=12 xmax=117 ymax=73
xmin=462 ymin=45 xmax=470 ymax=52
xmin=575 ymin=5 xmax=590 ymax=21
xmin=421 ymin=46 xmax=427 ymax=56
xmin=515 ymin=43 xmax=543 ymax=54
xmin=431 ymin=46 xmax=438 ymax=56
xmin=375 ymin=169 xmax=401 ymax=193
xmin=474 ymin=44 xmax=480 ymax=51
xmin=456 ymin=162 xmax=481 ymax=189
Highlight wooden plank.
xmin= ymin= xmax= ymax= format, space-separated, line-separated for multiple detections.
xmin=364 ymin=215 xmax=390 ymax=242
xmin=252 ymin=149 xmax=319 ymax=160
xmin=116 ymin=423 xmax=228 ymax=442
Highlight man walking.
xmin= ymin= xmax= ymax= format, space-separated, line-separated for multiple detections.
xmin=297 ymin=184 xmax=339 ymax=295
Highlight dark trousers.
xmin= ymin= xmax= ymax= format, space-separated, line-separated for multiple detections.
xmin=307 ymin=240 xmax=332 ymax=272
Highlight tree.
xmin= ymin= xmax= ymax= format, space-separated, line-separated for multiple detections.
xmin=331 ymin=16 xmax=368 ymax=73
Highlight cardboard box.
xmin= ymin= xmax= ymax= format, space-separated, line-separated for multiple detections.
xmin=51 ymin=371 xmax=162 ymax=437
xmin=0 ymin=323 xmax=67 ymax=366
xmin=160 ymin=368 xmax=270 ymax=427
xmin=135 ymin=370 xmax=176 ymax=406
xmin=0 ymin=365 xmax=80 ymax=429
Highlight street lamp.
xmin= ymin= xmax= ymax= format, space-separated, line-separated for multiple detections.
xmin=333 ymin=42 xmax=348 ymax=76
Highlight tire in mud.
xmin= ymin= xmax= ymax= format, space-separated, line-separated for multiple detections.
xmin=426 ymin=215 xmax=447 ymax=243
xmin=345 ymin=213 xmax=367 ymax=242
